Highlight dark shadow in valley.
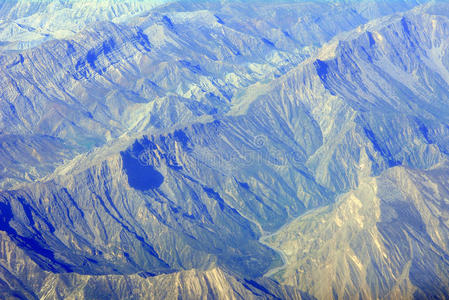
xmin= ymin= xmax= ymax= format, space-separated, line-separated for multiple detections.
xmin=121 ymin=151 xmax=164 ymax=191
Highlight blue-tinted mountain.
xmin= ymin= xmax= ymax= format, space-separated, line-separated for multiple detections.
xmin=2 ymin=1 xmax=449 ymax=299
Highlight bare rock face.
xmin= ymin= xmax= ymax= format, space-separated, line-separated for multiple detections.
xmin=0 ymin=231 xmax=308 ymax=299
xmin=0 ymin=0 xmax=426 ymax=188
xmin=0 ymin=0 xmax=173 ymax=50
xmin=2 ymin=0 xmax=449 ymax=299
xmin=0 ymin=141 xmax=281 ymax=279
xmin=265 ymin=163 xmax=449 ymax=299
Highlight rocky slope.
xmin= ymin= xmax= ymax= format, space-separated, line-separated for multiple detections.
xmin=0 ymin=231 xmax=308 ymax=299
xmin=264 ymin=163 xmax=449 ymax=299
xmin=0 ymin=0 xmax=428 ymax=189
xmin=0 ymin=0 xmax=173 ymax=50
xmin=238 ymin=2 xmax=449 ymax=193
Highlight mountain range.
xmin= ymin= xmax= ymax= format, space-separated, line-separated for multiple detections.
xmin=1 ymin=0 xmax=449 ymax=299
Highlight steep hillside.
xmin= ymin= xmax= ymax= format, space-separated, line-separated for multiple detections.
xmin=0 ymin=231 xmax=308 ymax=299
xmin=264 ymin=163 xmax=449 ymax=299
xmin=0 ymin=0 xmax=173 ymax=50
xmin=0 ymin=0 xmax=430 ymax=188
xmin=234 ymin=3 xmax=449 ymax=193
